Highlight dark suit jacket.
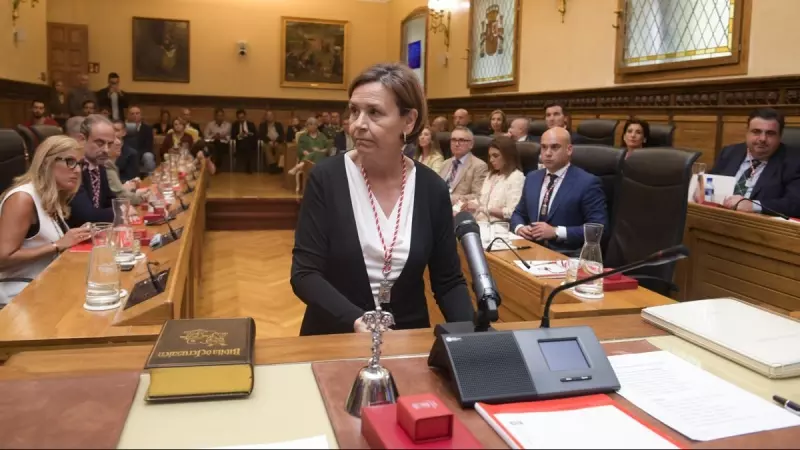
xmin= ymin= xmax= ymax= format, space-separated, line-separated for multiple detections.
xmin=511 ymin=165 xmax=608 ymax=250
xmin=258 ymin=121 xmax=285 ymax=144
xmin=95 ymin=87 xmax=129 ymax=118
xmin=116 ymin=144 xmax=139 ymax=182
xmin=68 ymin=166 xmax=116 ymax=227
xmin=127 ymin=122 xmax=154 ymax=158
xmin=710 ymin=143 xmax=800 ymax=218
xmin=232 ymin=121 xmax=257 ymax=153
xmin=291 ymin=155 xmax=475 ymax=336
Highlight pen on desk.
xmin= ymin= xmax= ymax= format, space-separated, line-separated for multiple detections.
xmin=773 ymin=395 xmax=800 ymax=415
xmin=516 ymin=246 xmax=531 ymax=250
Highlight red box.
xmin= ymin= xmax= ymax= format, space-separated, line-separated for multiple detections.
xmin=397 ymin=394 xmax=453 ymax=443
xmin=361 ymin=403 xmax=481 ymax=449
xmin=602 ymin=268 xmax=639 ymax=291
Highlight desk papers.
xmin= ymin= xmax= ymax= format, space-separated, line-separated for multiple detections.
xmin=609 ymin=351 xmax=800 ymax=441
xmin=514 ymin=260 xmax=567 ymax=278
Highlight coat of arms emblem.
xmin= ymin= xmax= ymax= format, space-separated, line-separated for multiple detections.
xmin=479 ymin=4 xmax=505 ymax=58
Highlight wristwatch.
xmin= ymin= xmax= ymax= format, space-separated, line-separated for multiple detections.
xmin=52 ymin=242 xmax=61 ymax=254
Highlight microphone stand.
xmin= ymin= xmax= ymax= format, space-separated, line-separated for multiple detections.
xmin=150 ymin=201 xmax=179 ymax=240
xmin=540 ymin=245 xmax=689 ymax=328
xmin=176 ymin=194 xmax=189 ymax=211
xmin=146 ymin=261 xmax=164 ymax=293
xmin=486 ymin=237 xmax=531 ymax=269
xmin=733 ymin=197 xmax=792 ymax=220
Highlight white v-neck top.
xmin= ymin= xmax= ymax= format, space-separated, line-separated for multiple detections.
xmin=344 ymin=152 xmax=416 ymax=306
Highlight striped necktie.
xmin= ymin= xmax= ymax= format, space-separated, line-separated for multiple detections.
xmin=539 ymin=174 xmax=558 ymax=221
xmin=733 ymin=160 xmax=762 ymax=196
xmin=447 ymin=159 xmax=461 ymax=188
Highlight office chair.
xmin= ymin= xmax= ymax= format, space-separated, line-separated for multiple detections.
xmin=29 ymin=125 xmax=63 ymax=144
xmin=646 ymin=124 xmax=676 ymax=148
xmin=471 ymin=135 xmax=493 ymax=164
xmin=436 ymin=131 xmax=452 ymax=160
xmin=527 ymin=120 xmax=548 ymax=140
xmin=570 ymin=145 xmax=625 ymax=241
xmin=516 ymin=141 xmax=541 ymax=175
xmin=782 ymin=126 xmax=800 ymax=152
xmin=604 ymin=147 xmax=701 ymax=296
xmin=0 ymin=129 xmax=29 ymax=193
xmin=576 ymin=119 xmax=619 ymax=146
xmin=15 ymin=125 xmax=36 ymax=159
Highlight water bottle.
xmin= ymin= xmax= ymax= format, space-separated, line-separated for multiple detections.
xmin=112 ymin=198 xmax=135 ymax=266
xmin=704 ymin=177 xmax=715 ymax=203
xmin=85 ymin=223 xmax=121 ymax=310
xmin=574 ymin=223 xmax=604 ymax=300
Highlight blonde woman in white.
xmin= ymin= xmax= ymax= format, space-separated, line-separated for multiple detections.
xmin=466 ymin=135 xmax=525 ymax=222
xmin=414 ymin=125 xmax=444 ymax=174
xmin=0 ymin=136 xmax=91 ymax=306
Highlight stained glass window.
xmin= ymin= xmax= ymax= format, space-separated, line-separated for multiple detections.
xmin=620 ymin=0 xmax=740 ymax=69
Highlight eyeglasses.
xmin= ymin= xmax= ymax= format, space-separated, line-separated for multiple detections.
xmin=451 ymin=138 xmax=473 ymax=145
xmin=55 ymin=156 xmax=82 ymax=169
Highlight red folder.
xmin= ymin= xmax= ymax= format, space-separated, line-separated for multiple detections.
xmin=362 ymin=403 xmax=482 ymax=449
xmin=69 ymin=242 xmax=93 ymax=253
xmin=602 ymin=269 xmax=639 ymax=291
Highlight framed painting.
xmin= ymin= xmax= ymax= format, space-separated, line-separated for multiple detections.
xmin=281 ymin=17 xmax=348 ymax=90
xmin=132 ymin=17 xmax=190 ymax=83
xmin=467 ymin=0 xmax=521 ymax=89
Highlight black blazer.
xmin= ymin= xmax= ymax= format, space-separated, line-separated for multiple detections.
xmin=95 ymin=87 xmax=129 ymax=118
xmin=710 ymin=143 xmax=800 ymax=218
xmin=258 ymin=121 xmax=285 ymax=144
xmin=129 ymin=122 xmax=154 ymax=157
xmin=291 ymin=155 xmax=475 ymax=336
xmin=67 ymin=166 xmax=116 ymax=227
xmin=231 ymin=121 xmax=257 ymax=146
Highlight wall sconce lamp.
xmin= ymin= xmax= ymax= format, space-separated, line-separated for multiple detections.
xmin=11 ymin=0 xmax=39 ymax=27
xmin=557 ymin=0 xmax=567 ymax=23
xmin=428 ymin=0 xmax=453 ymax=51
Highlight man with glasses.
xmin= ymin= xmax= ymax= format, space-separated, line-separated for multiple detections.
xmin=439 ymin=126 xmax=488 ymax=209
xmin=67 ymin=114 xmax=117 ymax=227
xmin=708 ymin=108 xmax=800 ymax=218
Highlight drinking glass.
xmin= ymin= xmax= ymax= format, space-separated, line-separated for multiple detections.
xmin=85 ymin=223 xmax=121 ymax=310
xmin=112 ymin=198 xmax=135 ymax=266
xmin=692 ymin=162 xmax=707 ymax=175
xmin=478 ymin=221 xmax=492 ymax=247
xmin=564 ymin=258 xmax=580 ymax=284
xmin=574 ymin=223 xmax=604 ymax=300
xmin=490 ymin=221 xmax=510 ymax=241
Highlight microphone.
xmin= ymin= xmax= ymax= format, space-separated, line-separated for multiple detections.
xmin=486 ymin=237 xmax=531 ymax=269
xmin=177 ymin=193 xmax=189 ymax=211
xmin=146 ymin=261 xmax=164 ymax=293
xmin=540 ymin=244 xmax=689 ymax=328
xmin=149 ymin=201 xmax=179 ymax=240
xmin=454 ymin=212 xmax=501 ymax=331
xmin=733 ymin=197 xmax=791 ymax=220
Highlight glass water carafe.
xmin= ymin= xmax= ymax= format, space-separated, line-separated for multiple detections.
xmin=112 ymin=198 xmax=135 ymax=266
xmin=85 ymin=223 xmax=121 ymax=310
xmin=574 ymin=223 xmax=604 ymax=300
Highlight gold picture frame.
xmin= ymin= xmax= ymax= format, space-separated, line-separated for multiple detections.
xmin=280 ymin=17 xmax=349 ymax=90
xmin=467 ymin=0 xmax=521 ymax=89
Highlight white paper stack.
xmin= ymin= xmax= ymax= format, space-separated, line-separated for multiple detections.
xmin=642 ymin=298 xmax=800 ymax=378
xmin=514 ymin=260 xmax=567 ymax=278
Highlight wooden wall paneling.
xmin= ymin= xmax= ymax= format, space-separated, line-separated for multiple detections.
xmin=0 ymin=99 xmax=28 ymax=129
xmin=720 ymin=116 xmax=748 ymax=149
xmin=671 ymin=115 xmax=719 ymax=165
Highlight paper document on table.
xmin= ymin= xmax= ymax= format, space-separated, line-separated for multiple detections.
xmin=688 ymin=174 xmax=735 ymax=204
xmin=514 ymin=260 xmax=567 ymax=278
xmin=210 ymin=434 xmax=329 ymax=449
xmin=609 ymin=351 xmax=800 ymax=441
xmin=493 ymin=405 xmax=678 ymax=449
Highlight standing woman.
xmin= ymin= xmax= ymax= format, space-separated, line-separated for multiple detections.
xmin=291 ymin=63 xmax=474 ymax=335
xmin=489 ymin=109 xmax=507 ymax=135
xmin=467 ymin=136 xmax=525 ymax=221
xmin=414 ymin=126 xmax=444 ymax=173
xmin=0 ymin=136 xmax=92 ymax=306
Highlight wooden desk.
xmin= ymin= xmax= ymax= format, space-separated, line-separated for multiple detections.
xmin=0 ymin=165 xmax=208 ymax=357
xmin=456 ymin=241 xmax=676 ymax=322
xmin=675 ymin=203 xmax=800 ymax=315
xmin=0 ymin=315 xmax=661 ymax=379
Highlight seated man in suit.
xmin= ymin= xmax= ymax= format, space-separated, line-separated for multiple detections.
xmin=258 ymin=110 xmax=284 ymax=173
xmin=709 ymin=108 xmax=800 ymax=218
xmin=231 ymin=109 xmax=258 ymax=173
xmin=126 ymin=106 xmax=156 ymax=174
xmin=439 ymin=126 xmax=488 ymax=208
xmin=68 ymin=114 xmax=116 ymax=227
xmin=511 ymin=127 xmax=607 ymax=251
xmin=507 ymin=117 xmax=534 ymax=142
xmin=531 ymin=102 xmax=581 ymax=144
xmin=333 ymin=117 xmax=353 ymax=155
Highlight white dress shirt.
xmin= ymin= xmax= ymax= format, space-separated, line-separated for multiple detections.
xmin=344 ymin=152 xmax=416 ymax=306
xmin=514 ymin=164 xmax=570 ymax=241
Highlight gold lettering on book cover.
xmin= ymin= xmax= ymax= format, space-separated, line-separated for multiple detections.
xmin=179 ymin=329 xmax=228 ymax=347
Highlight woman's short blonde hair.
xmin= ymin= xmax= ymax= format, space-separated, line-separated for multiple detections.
xmin=305 ymin=117 xmax=318 ymax=128
xmin=4 ymin=135 xmax=81 ymax=219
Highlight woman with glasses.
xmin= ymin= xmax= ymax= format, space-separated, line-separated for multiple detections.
xmin=0 ymin=136 xmax=92 ymax=306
